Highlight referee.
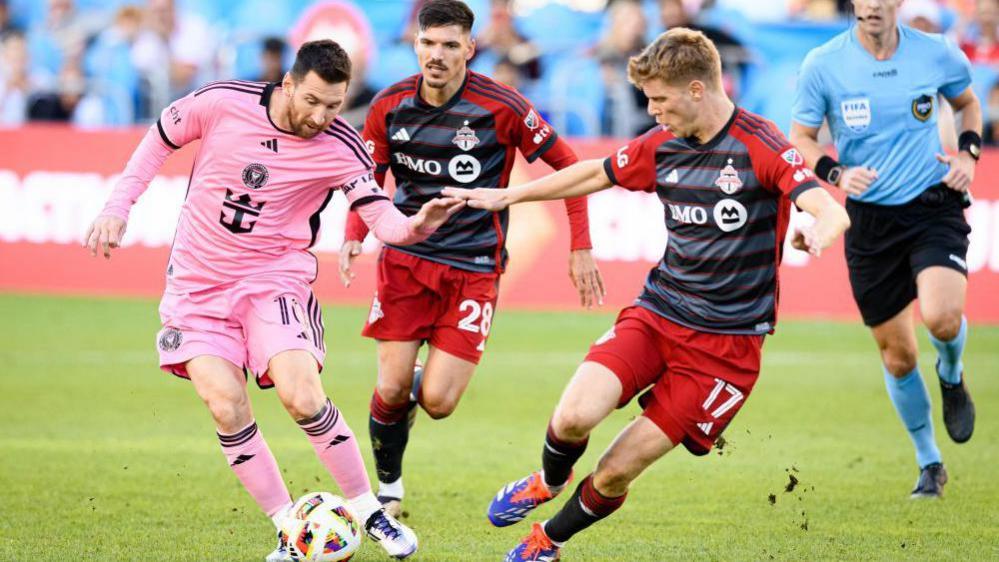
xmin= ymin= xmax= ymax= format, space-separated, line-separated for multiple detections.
xmin=790 ymin=0 xmax=980 ymax=498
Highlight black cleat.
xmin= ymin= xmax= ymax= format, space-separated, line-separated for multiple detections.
xmin=910 ymin=462 xmax=948 ymax=499
xmin=938 ymin=363 xmax=975 ymax=443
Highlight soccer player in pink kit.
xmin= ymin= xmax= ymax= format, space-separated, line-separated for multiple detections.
xmin=83 ymin=40 xmax=464 ymax=561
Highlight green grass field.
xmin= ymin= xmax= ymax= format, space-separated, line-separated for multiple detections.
xmin=1 ymin=293 xmax=997 ymax=561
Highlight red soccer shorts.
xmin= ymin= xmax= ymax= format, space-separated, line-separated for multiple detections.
xmin=584 ymin=306 xmax=764 ymax=455
xmin=361 ymin=247 xmax=500 ymax=364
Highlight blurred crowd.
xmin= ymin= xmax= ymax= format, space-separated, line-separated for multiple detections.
xmin=0 ymin=0 xmax=996 ymax=143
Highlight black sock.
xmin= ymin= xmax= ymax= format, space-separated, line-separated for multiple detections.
xmin=545 ymin=474 xmax=627 ymax=543
xmin=542 ymin=422 xmax=588 ymax=489
xmin=369 ymin=391 xmax=411 ymax=486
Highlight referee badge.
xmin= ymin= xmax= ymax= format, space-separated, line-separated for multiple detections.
xmin=911 ymin=94 xmax=933 ymax=122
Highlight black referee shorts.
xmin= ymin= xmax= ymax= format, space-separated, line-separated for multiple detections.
xmin=845 ymin=184 xmax=971 ymax=327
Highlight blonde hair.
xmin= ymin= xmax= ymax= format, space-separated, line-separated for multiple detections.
xmin=627 ymin=28 xmax=722 ymax=89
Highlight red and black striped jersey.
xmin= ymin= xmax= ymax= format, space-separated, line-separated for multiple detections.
xmin=351 ymin=70 xmax=585 ymax=273
xmin=604 ymin=108 xmax=821 ymax=334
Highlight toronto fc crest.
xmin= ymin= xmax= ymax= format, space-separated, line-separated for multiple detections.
xmin=452 ymin=121 xmax=480 ymax=151
xmin=715 ymin=159 xmax=743 ymax=194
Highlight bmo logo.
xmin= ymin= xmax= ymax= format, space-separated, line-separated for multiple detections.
xmin=448 ymin=154 xmax=481 ymax=183
xmin=393 ymin=153 xmax=442 ymax=175
xmin=668 ymin=204 xmax=708 ymax=225
xmin=713 ymin=199 xmax=748 ymax=232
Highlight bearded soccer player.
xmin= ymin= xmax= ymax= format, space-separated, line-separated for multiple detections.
xmin=443 ymin=28 xmax=851 ymax=560
xmin=337 ymin=0 xmax=604 ymax=518
xmin=84 ymin=40 xmax=467 ymax=561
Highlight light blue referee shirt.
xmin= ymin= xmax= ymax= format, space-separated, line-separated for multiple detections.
xmin=792 ymin=24 xmax=973 ymax=205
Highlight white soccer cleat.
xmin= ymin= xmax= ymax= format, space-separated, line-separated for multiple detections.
xmin=365 ymin=508 xmax=418 ymax=559
xmin=264 ymin=530 xmax=295 ymax=561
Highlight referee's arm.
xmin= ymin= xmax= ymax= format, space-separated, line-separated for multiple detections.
xmin=790 ymin=121 xmax=878 ymax=196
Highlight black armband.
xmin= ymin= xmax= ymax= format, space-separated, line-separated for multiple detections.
xmin=815 ymin=155 xmax=845 ymax=185
xmin=958 ymin=130 xmax=982 ymax=161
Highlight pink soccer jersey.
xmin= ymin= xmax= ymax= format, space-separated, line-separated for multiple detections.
xmin=102 ymin=80 xmax=389 ymax=292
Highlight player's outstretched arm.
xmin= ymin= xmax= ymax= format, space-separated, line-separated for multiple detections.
xmin=442 ymin=159 xmax=613 ymax=211
xmin=354 ymin=197 xmax=466 ymax=247
xmin=791 ymin=187 xmax=850 ymax=257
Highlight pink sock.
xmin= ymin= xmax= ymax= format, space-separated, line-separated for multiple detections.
xmin=218 ymin=422 xmax=291 ymax=517
xmin=298 ymin=398 xmax=372 ymax=499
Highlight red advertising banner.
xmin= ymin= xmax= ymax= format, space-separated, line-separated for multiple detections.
xmin=1 ymin=126 xmax=997 ymax=323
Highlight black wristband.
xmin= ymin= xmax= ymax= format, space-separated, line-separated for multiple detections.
xmin=958 ymin=130 xmax=982 ymax=161
xmin=815 ymin=155 xmax=843 ymax=184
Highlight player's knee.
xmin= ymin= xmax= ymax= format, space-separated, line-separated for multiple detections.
xmin=925 ymin=310 xmax=962 ymax=342
xmin=882 ymin=349 xmax=918 ymax=377
xmin=551 ymin=410 xmax=595 ymax=442
xmin=375 ymin=381 xmax=412 ymax=406
xmin=205 ymin=394 xmax=251 ymax=433
xmin=282 ymin=387 xmax=327 ymax=421
xmin=593 ymin=457 xmax=633 ymax=497
xmin=421 ymin=396 xmax=457 ymax=420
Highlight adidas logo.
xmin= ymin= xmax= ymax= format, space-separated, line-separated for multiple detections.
xmin=260 ymin=138 xmax=278 ymax=153
xmin=665 ymin=169 xmax=679 ymax=184
xmin=325 ymin=434 xmax=351 ymax=449
xmin=391 ymin=128 xmax=411 ymax=142
xmin=231 ymin=454 xmax=256 ymax=466
xmin=696 ymin=422 xmax=714 ymax=435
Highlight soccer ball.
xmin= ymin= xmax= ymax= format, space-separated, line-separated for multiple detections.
xmin=281 ymin=492 xmax=363 ymax=561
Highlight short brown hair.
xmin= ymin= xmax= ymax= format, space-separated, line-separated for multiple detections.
xmin=290 ymin=39 xmax=351 ymax=84
xmin=627 ymin=28 xmax=722 ymax=89
xmin=419 ymin=0 xmax=475 ymax=33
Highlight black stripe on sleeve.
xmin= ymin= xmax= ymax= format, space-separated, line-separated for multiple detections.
xmin=157 ymin=119 xmax=180 ymax=150
xmin=603 ymin=157 xmax=620 ymax=186
xmin=790 ymin=181 xmax=820 ymax=203
xmin=349 ymin=194 xmax=391 ymax=210
xmin=331 ymin=119 xmax=374 ymax=167
xmin=469 ymin=75 xmax=528 ymax=113
xmin=325 ymin=129 xmax=371 ymax=168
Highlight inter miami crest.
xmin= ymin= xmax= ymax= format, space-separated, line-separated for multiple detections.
xmin=715 ymin=160 xmax=743 ymax=195
xmin=159 ymin=328 xmax=183 ymax=352
xmin=911 ymin=94 xmax=933 ymax=122
xmin=452 ymin=121 xmax=480 ymax=151
xmin=242 ymin=163 xmax=269 ymax=189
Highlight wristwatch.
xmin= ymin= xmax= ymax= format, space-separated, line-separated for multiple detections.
xmin=827 ymin=165 xmax=845 ymax=186
xmin=963 ymin=142 xmax=981 ymax=161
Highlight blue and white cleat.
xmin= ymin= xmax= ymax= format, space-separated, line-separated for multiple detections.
xmin=505 ymin=522 xmax=561 ymax=562
xmin=488 ymin=470 xmax=569 ymax=527
xmin=264 ymin=530 xmax=295 ymax=561
xmin=366 ymin=508 xmax=418 ymax=559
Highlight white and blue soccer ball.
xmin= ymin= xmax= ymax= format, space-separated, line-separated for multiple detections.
xmin=281 ymin=492 xmax=362 ymax=561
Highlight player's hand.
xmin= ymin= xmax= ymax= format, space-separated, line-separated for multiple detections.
xmin=411 ymin=196 xmax=466 ymax=233
xmin=569 ymin=249 xmax=605 ymax=309
xmin=937 ymin=152 xmax=975 ymax=193
xmin=441 ymin=187 xmax=510 ymax=211
xmin=338 ymin=240 xmax=363 ymax=287
xmin=83 ymin=215 xmax=127 ymax=259
xmin=791 ymin=225 xmax=825 ymax=257
xmin=837 ymin=167 xmax=878 ymax=196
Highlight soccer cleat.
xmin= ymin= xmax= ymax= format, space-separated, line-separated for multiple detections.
xmin=365 ymin=508 xmax=418 ymax=559
xmin=264 ymin=530 xmax=294 ymax=562
xmin=377 ymin=494 xmax=403 ymax=519
xmin=938 ymin=363 xmax=975 ymax=443
xmin=910 ymin=462 xmax=948 ymax=499
xmin=488 ymin=470 xmax=569 ymax=527
xmin=505 ymin=522 xmax=561 ymax=562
